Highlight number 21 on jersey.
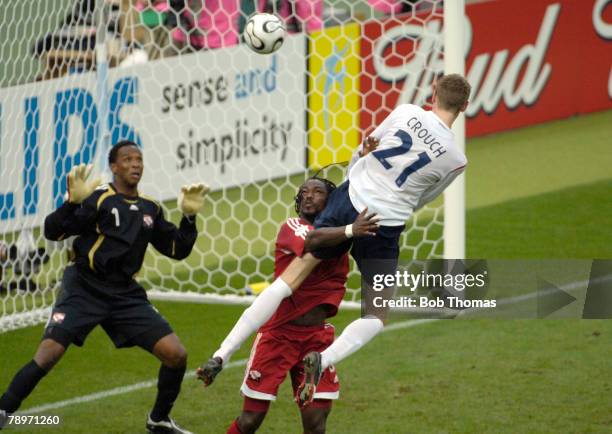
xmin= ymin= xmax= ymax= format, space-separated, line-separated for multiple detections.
xmin=371 ymin=130 xmax=431 ymax=187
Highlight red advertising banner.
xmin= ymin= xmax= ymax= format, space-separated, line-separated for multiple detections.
xmin=361 ymin=0 xmax=612 ymax=138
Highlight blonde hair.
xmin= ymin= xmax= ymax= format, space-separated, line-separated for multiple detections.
xmin=436 ymin=74 xmax=471 ymax=113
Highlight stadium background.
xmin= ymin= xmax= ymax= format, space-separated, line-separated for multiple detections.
xmin=1 ymin=0 xmax=611 ymax=432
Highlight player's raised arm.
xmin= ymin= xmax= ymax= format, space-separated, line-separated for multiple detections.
xmin=44 ymin=164 xmax=101 ymax=241
xmin=347 ymin=135 xmax=380 ymax=175
xmin=304 ymin=208 xmax=380 ymax=252
xmin=151 ymin=183 xmax=209 ymax=259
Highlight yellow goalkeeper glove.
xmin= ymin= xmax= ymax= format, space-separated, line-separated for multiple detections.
xmin=178 ymin=183 xmax=210 ymax=217
xmin=67 ymin=164 xmax=101 ymax=204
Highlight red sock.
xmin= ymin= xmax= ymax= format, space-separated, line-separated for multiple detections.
xmin=227 ymin=419 xmax=242 ymax=434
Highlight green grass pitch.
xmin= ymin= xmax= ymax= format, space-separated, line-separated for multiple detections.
xmin=1 ymin=110 xmax=611 ymax=433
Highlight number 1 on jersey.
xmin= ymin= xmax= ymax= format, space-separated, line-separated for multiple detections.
xmin=111 ymin=207 xmax=120 ymax=227
xmin=372 ymin=130 xmax=432 ymax=187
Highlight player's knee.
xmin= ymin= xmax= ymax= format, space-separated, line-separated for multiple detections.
xmin=302 ymin=404 xmax=331 ymax=434
xmin=302 ymin=410 xmax=328 ymax=434
xmin=165 ymin=344 xmax=187 ymax=369
xmin=152 ymin=334 xmax=188 ymax=368
xmin=34 ymin=339 xmax=66 ymax=371
xmin=237 ymin=411 xmax=266 ymax=433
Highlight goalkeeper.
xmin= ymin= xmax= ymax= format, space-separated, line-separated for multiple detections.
xmin=0 ymin=140 xmax=208 ymax=434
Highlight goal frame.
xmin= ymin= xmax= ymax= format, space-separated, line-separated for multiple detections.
xmin=0 ymin=1 xmax=466 ymax=332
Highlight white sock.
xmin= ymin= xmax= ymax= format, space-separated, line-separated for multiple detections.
xmin=320 ymin=317 xmax=384 ymax=370
xmin=213 ymin=277 xmax=292 ymax=364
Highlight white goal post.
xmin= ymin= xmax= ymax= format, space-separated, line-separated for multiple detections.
xmin=443 ymin=0 xmax=466 ymax=260
xmin=0 ymin=0 xmax=464 ymax=333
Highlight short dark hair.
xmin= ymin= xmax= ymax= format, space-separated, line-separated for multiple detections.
xmin=108 ymin=140 xmax=139 ymax=165
xmin=294 ymin=177 xmax=336 ymax=215
xmin=436 ymin=74 xmax=471 ymax=113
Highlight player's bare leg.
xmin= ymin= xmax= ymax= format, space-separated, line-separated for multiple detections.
xmin=300 ymin=404 xmax=331 ymax=434
xmin=226 ymin=397 xmax=269 ymax=433
xmin=33 ymin=338 xmax=67 ymax=370
xmin=227 ymin=412 xmax=266 ymax=434
xmin=152 ymin=333 xmax=187 ymax=369
xmin=0 ymin=339 xmax=66 ymax=418
xmin=147 ymin=333 xmax=192 ymax=434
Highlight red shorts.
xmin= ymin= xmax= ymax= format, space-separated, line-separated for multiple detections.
xmin=240 ymin=323 xmax=340 ymax=403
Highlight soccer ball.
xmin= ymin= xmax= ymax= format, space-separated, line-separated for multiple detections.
xmin=243 ymin=13 xmax=286 ymax=55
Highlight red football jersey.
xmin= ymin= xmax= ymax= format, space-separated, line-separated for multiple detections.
xmin=260 ymin=217 xmax=349 ymax=331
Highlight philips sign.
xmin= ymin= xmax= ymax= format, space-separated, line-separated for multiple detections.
xmin=0 ymin=74 xmax=140 ymax=229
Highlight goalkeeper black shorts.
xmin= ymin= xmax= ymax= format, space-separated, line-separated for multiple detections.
xmin=42 ymin=265 xmax=173 ymax=352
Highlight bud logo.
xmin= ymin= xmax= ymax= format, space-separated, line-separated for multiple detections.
xmin=370 ymin=4 xmax=558 ymax=116
xmin=362 ymin=0 xmax=611 ymax=138
xmin=371 ymin=20 xmax=444 ymax=108
xmin=466 ymin=4 xmax=558 ymax=117
xmin=593 ymin=0 xmax=612 ymax=40
xmin=0 ymin=75 xmax=141 ymax=227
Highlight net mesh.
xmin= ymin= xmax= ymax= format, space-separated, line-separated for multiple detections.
xmin=0 ymin=0 xmax=446 ymax=332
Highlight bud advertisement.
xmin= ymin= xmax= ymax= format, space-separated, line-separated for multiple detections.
xmin=361 ymin=0 xmax=612 ymax=137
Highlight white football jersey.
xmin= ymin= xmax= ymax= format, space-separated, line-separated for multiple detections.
xmin=348 ymin=104 xmax=467 ymax=226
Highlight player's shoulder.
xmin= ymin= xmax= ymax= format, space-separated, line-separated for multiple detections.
xmin=395 ymin=103 xmax=425 ymax=116
xmin=92 ymin=183 xmax=112 ymax=195
xmin=282 ymin=217 xmax=312 ymax=239
xmin=139 ymin=194 xmax=161 ymax=213
xmin=87 ymin=183 xmax=116 ymax=208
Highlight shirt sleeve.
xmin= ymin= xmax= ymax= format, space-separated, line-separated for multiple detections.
xmin=151 ymin=207 xmax=198 ymax=260
xmin=276 ymin=220 xmax=311 ymax=257
xmin=44 ymin=195 xmax=98 ymax=241
xmin=415 ymin=164 xmax=466 ymax=210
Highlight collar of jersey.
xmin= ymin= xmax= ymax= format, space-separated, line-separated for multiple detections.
xmin=427 ymin=110 xmax=453 ymax=136
xmin=108 ymin=182 xmax=140 ymax=203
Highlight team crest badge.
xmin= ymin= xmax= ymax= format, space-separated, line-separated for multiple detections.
xmin=249 ymin=370 xmax=262 ymax=382
xmin=52 ymin=312 xmax=65 ymax=324
xmin=143 ymin=214 xmax=153 ymax=228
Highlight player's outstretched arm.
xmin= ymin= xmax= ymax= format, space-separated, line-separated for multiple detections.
xmin=151 ymin=183 xmax=210 ymax=259
xmin=347 ymin=136 xmax=380 ymax=175
xmin=304 ymin=207 xmax=380 ymax=252
xmin=44 ymin=164 xmax=100 ymax=241
xmin=67 ymin=164 xmax=101 ymax=205
xmin=178 ymin=183 xmax=210 ymax=217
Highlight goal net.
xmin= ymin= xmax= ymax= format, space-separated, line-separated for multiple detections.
xmin=0 ymin=0 xmax=455 ymax=333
